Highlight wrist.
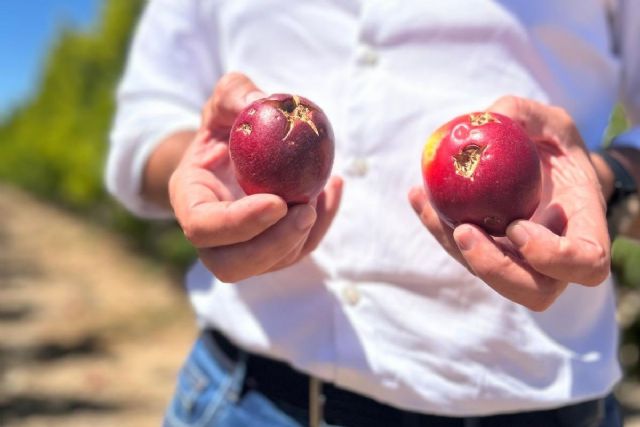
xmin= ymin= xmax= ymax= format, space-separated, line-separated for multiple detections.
xmin=142 ymin=130 xmax=196 ymax=209
xmin=594 ymin=147 xmax=640 ymax=238
xmin=595 ymin=148 xmax=638 ymax=209
xmin=591 ymin=151 xmax=616 ymax=203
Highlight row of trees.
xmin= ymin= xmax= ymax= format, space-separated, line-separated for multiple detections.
xmin=0 ymin=0 xmax=195 ymax=273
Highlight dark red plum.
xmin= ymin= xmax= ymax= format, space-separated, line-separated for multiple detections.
xmin=229 ymin=94 xmax=334 ymax=204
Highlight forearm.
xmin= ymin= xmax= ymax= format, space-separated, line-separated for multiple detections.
xmin=141 ymin=130 xmax=196 ymax=209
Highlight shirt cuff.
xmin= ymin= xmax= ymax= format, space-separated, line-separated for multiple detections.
xmin=106 ymin=116 xmax=199 ymax=219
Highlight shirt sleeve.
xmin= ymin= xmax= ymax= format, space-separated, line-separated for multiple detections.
xmin=106 ymin=0 xmax=221 ymax=218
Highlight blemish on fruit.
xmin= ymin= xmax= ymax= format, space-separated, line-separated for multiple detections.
xmin=237 ymin=123 xmax=252 ymax=135
xmin=452 ymin=123 xmax=470 ymax=140
xmin=453 ymin=145 xmax=486 ymax=179
xmin=247 ymin=108 xmax=256 ymax=116
xmin=483 ymin=216 xmax=503 ymax=227
xmin=469 ymin=112 xmax=500 ymax=126
xmin=280 ymin=99 xmax=320 ymax=140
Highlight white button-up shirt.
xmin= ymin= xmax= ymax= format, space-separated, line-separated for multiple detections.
xmin=107 ymin=0 xmax=640 ymax=416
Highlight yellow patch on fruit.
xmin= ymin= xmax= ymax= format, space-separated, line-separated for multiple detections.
xmin=422 ymin=125 xmax=448 ymax=168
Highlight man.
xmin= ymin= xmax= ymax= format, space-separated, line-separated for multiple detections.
xmin=107 ymin=1 xmax=639 ymax=426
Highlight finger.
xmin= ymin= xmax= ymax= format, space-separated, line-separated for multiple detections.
xmin=488 ymin=96 xmax=600 ymax=191
xmin=202 ymin=72 xmax=266 ymax=133
xmin=532 ymin=203 xmax=567 ymax=236
xmin=454 ymin=224 xmax=566 ymax=311
xmin=181 ymin=132 xmax=231 ymax=170
xmin=169 ymin=141 xmax=237 ymax=216
xmin=199 ymin=204 xmax=317 ymax=283
xmin=268 ymin=231 xmax=309 ymax=272
xmin=487 ymin=95 xmax=547 ymax=138
xmin=170 ymin=168 xmax=234 ymax=220
xmin=300 ymin=176 xmax=344 ymax=255
xmin=506 ymin=219 xmax=610 ymax=286
xmin=181 ymin=194 xmax=287 ymax=248
xmin=487 ymin=96 xmax=582 ymax=151
xmin=267 ymin=183 xmax=335 ymax=270
xmin=408 ymin=185 xmax=469 ymax=269
xmin=180 ymin=136 xmax=246 ymax=198
xmin=169 ymin=143 xmax=235 ymax=222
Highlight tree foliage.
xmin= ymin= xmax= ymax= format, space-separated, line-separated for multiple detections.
xmin=0 ymin=0 xmax=195 ymax=272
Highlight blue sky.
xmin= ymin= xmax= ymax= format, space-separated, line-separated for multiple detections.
xmin=0 ymin=0 xmax=102 ymax=118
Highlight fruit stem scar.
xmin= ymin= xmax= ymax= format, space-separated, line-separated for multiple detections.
xmin=453 ymin=145 xmax=486 ymax=179
xmin=279 ymin=96 xmax=320 ymax=140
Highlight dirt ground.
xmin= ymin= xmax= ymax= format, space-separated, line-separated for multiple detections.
xmin=2 ymin=183 xmax=640 ymax=426
xmin=0 ymin=184 xmax=196 ymax=426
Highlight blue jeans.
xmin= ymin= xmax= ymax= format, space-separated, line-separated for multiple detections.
xmin=162 ymin=337 xmax=622 ymax=427
xmin=163 ymin=339 xmax=307 ymax=427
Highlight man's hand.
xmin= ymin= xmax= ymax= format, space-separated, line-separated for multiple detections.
xmin=169 ymin=73 xmax=343 ymax=283
xmin=409 ymin=96 xmax=611 ymax=311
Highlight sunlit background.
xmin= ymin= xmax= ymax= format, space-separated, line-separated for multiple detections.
xmin=0 ymin=1 xmax=100 ymax=118
xmin=0 ymin=2 xmax=196 ymax=426
xmin=0 ymin=1 xmax=639 ymax=426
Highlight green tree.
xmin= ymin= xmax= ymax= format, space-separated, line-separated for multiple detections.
xmin=0 ymin=0 xmax=195 ymax=273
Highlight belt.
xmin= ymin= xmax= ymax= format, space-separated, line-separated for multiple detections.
xmin=202 ymin=330 xmax=605 ymax=427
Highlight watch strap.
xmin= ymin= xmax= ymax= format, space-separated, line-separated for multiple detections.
xmin=597 ymin=148 xmax=637 ymax=210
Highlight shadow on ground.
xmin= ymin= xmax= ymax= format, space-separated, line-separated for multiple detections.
xmin=0 ymin=184 xmax=195 ymax=427
xmin=0 ymin=334 xmax=108 ymax=365
xmin=0 ymin=395 xmax=122 ymax=424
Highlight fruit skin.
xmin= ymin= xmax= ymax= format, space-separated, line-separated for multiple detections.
xmin=421 ymin=112 xmax=541 ymax=236
xmin=229 ymin=94 xmax=335 ymax=204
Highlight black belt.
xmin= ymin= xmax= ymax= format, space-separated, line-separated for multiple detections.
xmin=203 ymin=330 xmax=605 ymax=427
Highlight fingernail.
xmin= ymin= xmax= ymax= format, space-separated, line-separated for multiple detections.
xmin=455 ymin=225 xmax=476 ymax=251
xmin=508 ymin=223 xmax=529 ymax=247
xmin=295 ymin=206 xmax=316 ymax=230
xmin=244 ymin=91 xmax=264 ymax=105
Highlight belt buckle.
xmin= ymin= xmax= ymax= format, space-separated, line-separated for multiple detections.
xmin=309 ymin=377 xmax=325 ymax=427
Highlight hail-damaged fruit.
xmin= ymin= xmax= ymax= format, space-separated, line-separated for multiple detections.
xmin=421 ymin=112 xmax=541 ymax=236
xmin=229 ymin=94 xmax=335 ymax=204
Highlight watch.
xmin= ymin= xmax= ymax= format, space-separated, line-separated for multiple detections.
xmin=597 ymin=148 xmax=637 ymax=210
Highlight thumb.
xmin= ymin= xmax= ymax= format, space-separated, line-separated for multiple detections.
xmin=202 ymin=72 xmax=266 ymax=133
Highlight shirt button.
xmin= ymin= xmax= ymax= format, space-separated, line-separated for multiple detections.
xmin=356 ymin=44 xmax=379 ymax=66
xmin=346 ymin=157 xmax=369 ymax=177
xmin=342 ymin=283 xmax=361 ymax=306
